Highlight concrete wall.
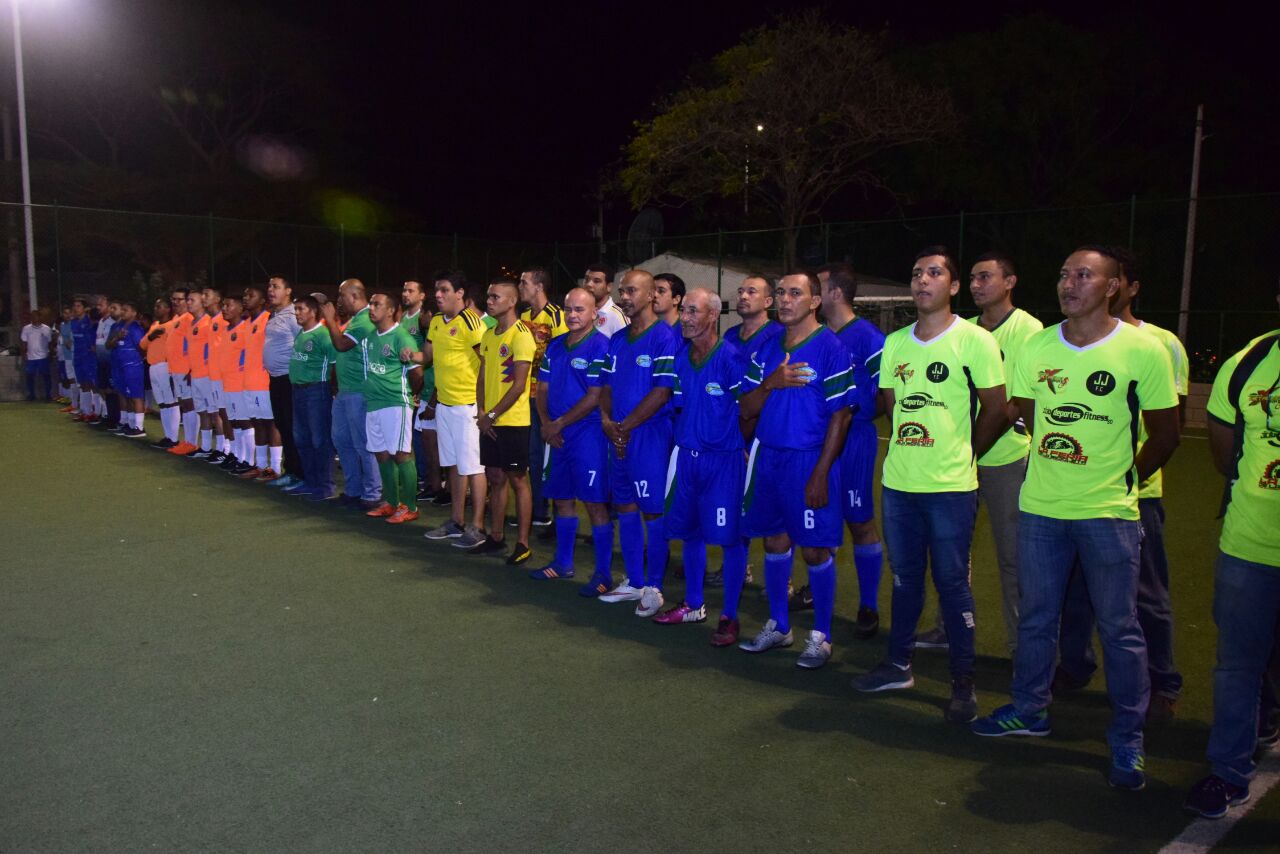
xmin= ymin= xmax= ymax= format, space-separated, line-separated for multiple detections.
xmin=0 ymin=354 xmax=25 ymax=402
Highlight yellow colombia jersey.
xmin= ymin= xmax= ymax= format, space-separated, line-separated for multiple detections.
xmin=480 ymin=320 xmax=536 ymax=427
xmin=520 ymin=302 xmax=568 ymax=401
xmin=1136 ymin=321 xmax=1190 ymax=499
xmin=879 ymin=316 xmax=1005 ymax=493
xmin=1013 ymin=320 xmax=1177 ymax=521
xmin=1206 ymin=331 xmax=1280 ymax=567
xmin=969 ymin=308 xmax=1044 ymax=467
xmin=427 ymin=308 xmax=485 ymax=406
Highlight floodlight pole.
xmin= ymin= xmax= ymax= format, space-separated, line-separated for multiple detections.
xmin=1177 ymin=104 xmax=1204 ymax=345
xmin=11 ymin=0 xmax=38 ymax=312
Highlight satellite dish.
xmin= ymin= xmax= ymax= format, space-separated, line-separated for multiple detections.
xmin=626 ymin=208 xmax=664 ymax=264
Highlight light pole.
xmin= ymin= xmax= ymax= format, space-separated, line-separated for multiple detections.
xmin=11 ymin=0 xmax=38 ymax=313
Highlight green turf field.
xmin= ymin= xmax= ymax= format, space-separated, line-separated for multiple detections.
xmin=2 ymin=403 xmax=1276 ymax=852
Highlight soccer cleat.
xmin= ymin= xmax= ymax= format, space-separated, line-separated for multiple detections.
xmin=599 ymin=583 xmax=644 ymax=604
xmin=183 ymin=448 xmax=202 ymax=459
xmin=577 ymin=577 xmax=612 ymax=598
xmin=365 ymin=502 xmax=396 ymax=518
xmin=528 ymin=564 xmax=574 ymax=580
xmin=705 ymin=569 xmax=724 ymax=588
xmin=123 ymin=427 xmax=148 ymax=438
xmin=237 ymin=466 xmax=263 ymax=480
xmin=168 ymin=442 xmax=196 ymax=455
xmin=710 ymin=617 xmax=740 ymax=647
xmin=1183 ymin=775 xmax=1250 ymax=819
xmin=505 ymin=543 xmax=531 ymax=565
xmin=190 ymin=449 xmax=212 ymax=459
xmin=205 ymin=451 xmax=227 ymax=465
xmin=854 ymin=606 xmax=880 ymax=640
xmin=795 ymin=630 xmax=832 ymax=669
xmin=634 ymin=586 xmax=664 ymax=618
xmin=219 ymin=457 xmax=240 ymax=471
xmin=970 ymin=703 xmax=1051 ymax=737
xmin=424 ymin=520 xmax=465 ymax=540
xmin=385 ymin=506 xmax=419 ymax=524
xmin=453 ymin=526 xmax=487 ymax=549
xmin=914 ymin=627 xmax=949 ymax=649
xmin=739 ymin=619 xmax=794 ymax=653
xmin=151 ymin=438 xmax=176 ymax=449
xmin=466 ymin=536 xmax=507 ymax=555
xmin=1108 ymin=747 xmax=1146 ymax=791
xmin=853 ymin=661 xmax=915 ymax=693
xmin=947 ymin=676 xmax=978 ymax=724
xmin=653 ymin=602 xmax=707 ymax=624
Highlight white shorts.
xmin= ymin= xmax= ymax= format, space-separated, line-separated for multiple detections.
xmin=366 ymin=406 xmax=415 ymax=455
xmin=149 ymin=364 xmax=175 ymax=405
xmin=210 ymin=379 xmax=225 ymax=413
xmin=191 ymin=376 xmax=213 ymax=412
xmin=171 ymin=373 xmax=192 ymax=400
xmin=415 ymin=399 xmax=436 ymax=432
xmin=244 ymin=389 xmax=273 ymax=420
xmin=65 ymin=359 xmax=76 ymax=382
xmin=436 ymin=402 xmax=482 ymax=476
xmin=225 ymin=390 xmax=246 ymax=421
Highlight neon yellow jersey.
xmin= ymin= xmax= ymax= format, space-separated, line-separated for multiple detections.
xmin=520 ymin=302 xmax=568 ymax=402
xmin=970 ymin=308 xmax=1044 ymax=467
xmin=427 ymin=309 xmax=485 ymax=406
xmin=480 ymin=320 xmax=536 ymax=427
xmin=1136 ymin=321 xmax=1189 ymax=498
xmin=879 ymin=316 xmax=1005 ymax=492
xmin=1013 ymin=321 xmax=1177 ymax=521
xmin=1206 ymin=331 xmax=1280 ymax=567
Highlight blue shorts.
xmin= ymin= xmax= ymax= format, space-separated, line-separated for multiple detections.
xmin=74 ymin=356 xmax=97 ymax=387
xmin=114 ymin=364 xmax=144 ymax=399
xmin=608 ymin=419 xmax=674 ymax=515
xmin=742 ymin=442 xmax=844 ymax=548
xmin=664 ymin=447 xmax=744 ymax=546
xmin=543 ymin=425 xmax=611 ymax=504
xmin=839 ymin=418 xmax=878 ymax=524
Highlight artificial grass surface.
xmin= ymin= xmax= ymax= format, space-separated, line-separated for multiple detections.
xmin=1 ymin=403 xmax=1276 ymax=852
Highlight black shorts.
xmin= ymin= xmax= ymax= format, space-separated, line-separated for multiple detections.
xmin=480 ymin=425 xmax=530 ymax=472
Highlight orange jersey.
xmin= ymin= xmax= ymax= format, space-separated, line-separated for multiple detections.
xmin=187 ymin=313 xmax=214 ymax=378
xmin=139 ymin=318 xmax=177 ymax=366
xmin=221 ymin=318 xmax=247 ymax=393
xmin=207 ymin=313 xmax=225 ymax=382
xmin=241 ymin=311 xmax=270 ymax=392
xmin=167 ymin=312 xmax=194 ymax=374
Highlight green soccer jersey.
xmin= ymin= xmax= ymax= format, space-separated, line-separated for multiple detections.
xmin=336 ymin=307 xmax=376 ymax=392
xmin=879 ymin=316 xmax=1005 ymax=492
xmin=362 ymin=324 xmax=419 ymax=412
xmin=1013 ymin=320 xmax=1178 ymax=521
xmin=289 ymin=324 xmax=337 ymax=384
xmin=1136 ymin=321 xmax=1189 ymax=499
xmin=1207 ymin=331 xmax=1280 ymax=567
xmin=399 ymin=309 xmax=435 ymax=403
xmin=970 ymin=308 xmax=1044 ymax=467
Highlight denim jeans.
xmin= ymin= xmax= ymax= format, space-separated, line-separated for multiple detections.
xmin=1012 ymin=512 xmax=1148 ymax=751
xmin=293 ymin=383 xmax=335 ymax=495
xmin=1207 ymin=551 xmax=1280 ymax=787
xmin=883 ymin=487 xmax=979 ymax=679
xmin=332 ymin=390 xmax=380 ymax=501
xmin=25 ymin=358 xmax=52 ymax=399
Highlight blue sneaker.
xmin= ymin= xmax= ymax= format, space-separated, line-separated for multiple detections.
xmin=1184 ymin=774 xmax=1250 ymax=819
xmin=971 ymin=703 xmax=1051 ymax=737
xmin=1108 ymin=747 xmax=1146 ymax=791
xmin=577 ymin=577 xmax=612 ymax=598
xmin=852 ymin=661 xmax=913 ymax=692
xmin=283 ymin=482 xmax=311 ymax=495
xmin=307 ymin=490 xmax=337 ymax=502
xmin=528 ymin=564 xmax=575 ymax=580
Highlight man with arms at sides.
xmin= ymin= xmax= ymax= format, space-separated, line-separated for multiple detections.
xmin=56 ymin=306 xmax=78 ymax=410
xmin=287 ymin=295 xmax=339 ymax=500
xmin=319 ymin=279 xmax=383 ymax=509
xmin=237 ymin=285 xmax=279 ymax=480
xmin=421 ymin=270 xmax=489 ymax=547
xmin=528 ymin=288 xmax=613 ymax=582
xmin=106 ymin=301 xmax=148 ymax=437
xmin=519 ymin=266 xmax=568 ymax=528
xmin=70 ymin=297 xmax=99 ymax=422
xmin=140 ymin=297 xmax=180 ymax=448
xmin=852 ymin=247 xmax=1007 ymax=723
xmin=595 ymin=269 xmax=680 ymax=605
xmin=652 ymin=288 xmax=751 ymax=643
xmin=818 ymin=262 xmax=887 ymax=641
xmin=92 ymin=296 xmax=121 ymax=428
xmin=19 ymin=309 xmax=53 ymax=402
xmin=203 ymin=288 xmax=236 ymax=465
xmin=357 ymin=292 xmax=423 ymax=524
xmin=738 ymin=271 xmax=853 ymax=669
xmin=263 ymin=276 xmax=303 ymax=488
xmin=398 ymin=279 xmax=441 ymax=503
xmin=469 ymin=277 xmax=537 ymax=562
xmin=217 ymin=295 xmax=254 ymax=472
xmin=584 ymin=262 xmax=628 ymax=339
xmin=653 ymin=273 xmax=686 ymax=328
xmin=166 ymin=289 xmax=199 ymax=453
xmin=971 ymin=245 xmax=1180 ymax=793
xmin=183 ymin=289 xmax=218 ymax=459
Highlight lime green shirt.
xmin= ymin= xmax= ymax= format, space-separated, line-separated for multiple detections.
xmin=970 ymin=308 xmax=1044 ymax=467
xmin=288 ymin=324 xmax=337 ymax=385
xmin=1206 ymin=331 xmax=1280 ymax=567
xmin=336 ymin=307 xmax=376 ymax=393
xmin=399 ymin=309 xmax=435 ymax=403
xmin=1136 ymin=321 xmax=1189 ymax=499
xmin=879 ymin=316 xmax=1005 ymax=492
xmin=1013 ymin=320 xmax=1177 ymax=521
xmin=362 ymin=324 xmax=419 ymax=412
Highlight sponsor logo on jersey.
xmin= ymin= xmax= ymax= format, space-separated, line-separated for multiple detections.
xmin=899 ymin=392 xmax=946 ymax=412
xmin=635 ymin=354 xmax=653 ymax=368
xmin=1248 ymin=388 xmax=1275 ymax=409
xmin=705 ymin=382 xmax=725 ymax=397
xmin=1037 ymin=368 xmax=1068 ymax=393
xmin=1038 ymin=431 xmax=1088 ymax=464
xmin=894 ymin=421 xmax=934 ymax=447
xmin=570 ymin=357 xmax=588 ymax=370
xmin=1043 ymin=402 xmax=1114 ymax=426
xmin=1086 ymin=370 xmax=1116 ymax=396
xmin=893 ymin=362 xmax=914 ymax=383
xmin=926 ymin=361 xmax=950 ymax=383
xmin=795 ymin=365 xmax=817 ymax=382
xmin=1261 ymin=460 xmax=1280 ymax=490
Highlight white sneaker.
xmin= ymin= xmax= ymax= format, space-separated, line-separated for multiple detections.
xmin=635 ymin=586 xmax=664 ymax=617
xmin=796 ymin=630 xmax=832 ymax=669
xmin=739 ymin=619 xmax=794 ymax=653
xmin=599 ymin=582 xmax=644 ymax=603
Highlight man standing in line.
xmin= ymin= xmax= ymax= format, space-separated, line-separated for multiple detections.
xmin=106 ymin=301 xmax=147 ymax=437
xmin=584 ymin=263 xmax=628 ymax=338
xmin=287 ymin=295 xmax=338 ymax=500
xmin=264 ymin=276 xmax=303 ymax=489
xmin=183 ymin=289 xmax=217 ymax=458
xmin=203 ymin=288 xmax=235 ymax=465
xmin=20 ymin=309 xmax=54 ymax=401
xmin=56 ymin=307 xmax=78 ymax=411
xmin=519 ymin=266 xmax=568 ymax=528
xmin=319 ymin=279 xmax=383 ymax=509
xmin=166 ymin=289 xmax=199 ymax=454
xmin=237 ymin=285 xmax=279 ymax=480
xmin=970 ymin=245 xmax=1180 ymax=793
xmin=653 ymin=273 xmax=686 ymax=328
xmin=217 ymin=295 xmax=254 ymax=472
xmin=398 ymin=279 xmax=439 ymax=502
xmin=69 ymin=298 xmax=97 ymax=422
xmin=94 ymin=296 xmax=120 ymax=428
xmin=140 ymin=296 xmax=180 ymax=448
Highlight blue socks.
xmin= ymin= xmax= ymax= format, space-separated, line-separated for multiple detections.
xmin=645 ymin=516 xmax=668 ymax=588
xmin=553 ymin=516 xmax=579 ymax=570
xmin=807 ymin=557 xmax=836 ymax=637
xmin=592 ymin=522 xmax=614 ymax=585
xmin=764 ymin=549 xmax=794 ymax=634
xmin=683 ymin=538 xmax=707 ymax=608
xmin=854 ymin=542 xmax=884 ymax=611
xmin=618 ymin=511 xmax=645 ymax=587
xmin=719 ymin=542 xmax=748 ymax=620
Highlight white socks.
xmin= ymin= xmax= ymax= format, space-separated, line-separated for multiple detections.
xmin=160 ymin=407 xmax=180 ymax=442
xmin=255 ymin=445 xmax=269 ymax=469
xmin=200 ymin=429 xmax=213 ymax=452
xmin=182 ymin=410 xmax=200 ymax=446
xmin=269 ymin=445 xmax=283 ymax=474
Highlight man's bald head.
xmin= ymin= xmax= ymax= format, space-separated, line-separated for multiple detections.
xmin=564 ymin=287 xmax=598 ymax=333
xmin=616 ymin=269 xmax=656 ymax=321
xmin=337 ymin=278 xmax=367 ymax=315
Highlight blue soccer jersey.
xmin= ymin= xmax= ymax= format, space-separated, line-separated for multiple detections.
xmin=540 ymin=329 xmax=609 ymax=440
xmin=743 ymin=326 xmax=855 ymax=450
xmin=112 ymin=321 xmax=145 ymax=368
xmin=661 ymin=338 xmax=749 ymax=453
xmin=834 ymin=317 xmax=884 ymax=422
xmin=602 ymin=319 xmax=680 ymax=420
xmin=724 ymin=319 xmax=783 ymax=362
xmin=69 ymin=316 xmax=95 ymax=359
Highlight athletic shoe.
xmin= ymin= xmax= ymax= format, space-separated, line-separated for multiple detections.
xmin=365 ymin=502 xmax=396 ymax=518
xmin=254 ymin=468 xmax=280 ymax=482
xmin=577 ymin=577 xmax=611 ymax=598
xmin=190 ymin=449 xmax=212 ymax=460
xmin=970 ymin=703 xmax=1051 ymax=737
xmin=537 ymin=525 xmax=556 ymax=542
xmin=106 ymin=424 xmax=126 ymax=434
xmin=529 ymin=564 xmax=574 ymax=580
xmin=505 ymin=543 xmax=531 ymax=565
xmin=790 ymin=584 xmax=814 ymax=611
xmin=1183 ymin=775 xmax=1250 ymax=819
xmin=914 ymin=627 xmax=949 ymax=649
xmin=1050 ymin=666 xmax=1090 ymax=694
xmin=230 ymin=462 xmax=254 ymax=475
xmin=705 ymin=569 xmax=724 ymax=588
xmin=739 ymin=619 xmax=794 ymax=653
xmin=359 ymin=498 xmax=384 ymax=511
xmin=1258 ymin=718 xmax=1280 ymax=750
xmin=424 ymin=520 xmax=465 ymax=540
xmin=531 ymin=517 xmax=553 ymax=527
xmin=854 ymin=606 xmax=880 ymax=640
xmin=386 ymin=506 xmax=419 ymax=525
xmin=795 ymin=630 xmax=832 ymax=669
xmin=710 ymin=617 xmax=739 ymax=647
xmin=1147 ymin=694 xmax=1177 ymax=723
xmin=635 ymin=586 xmax=664 ymax=618
xmin=59 ymin=405 xmax=75 ymax=413
xmin=183 ymin=448 xmax=202 ymax=459
xmin=466 ymin=536 xmax=507 ymax=555
xmin=237 ymin=467 xmax=263 ymax=480
xmin=429 ymin=492 xmax=452 ymax=507
xmin=1108 ymin=747 xmax=1146 ymax=791
xmin=453 ymin=526 xmax=486 ymax=549
xmin=283 ymin=482 xmax=312 ymax=495
xmin=205 ymin=451 xmax=227 ymax=465
xmin=168 ymin=442 xmax=196 ymax=455
xmin=306 ymin=490 xmax=337 ymax=502
xmin=599 ymin=583 xmax=644 ymax=604
xmin=123 ymin=427 xmax=148 ymax=439
xmin=417 ymin=488 xmax=436 ymax=502
xmin=653 ymin=602 xmax=707 ymax=624
xmin=151 ymin=438 xmax=176 ymax=449
xmin=852 ymin=661 xmax=915 ymax=693
xmin=268 ymin=474 xmax=299 ymax=488
xmin=218 ymin=457 xmax=240 ymax=471
xmin=947 ymin=676 xmax=978 ymax=724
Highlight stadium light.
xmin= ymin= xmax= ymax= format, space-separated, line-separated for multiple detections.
xmin=10 ymin=0 xmax=39 ymax=312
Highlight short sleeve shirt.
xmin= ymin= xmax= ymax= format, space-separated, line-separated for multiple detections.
xmin=1013 ymin=320 xmax=1178 ymax=521
xmin=112 ymin=321 xmax=145 ymax=368
xmin=540 ymin=329 xmax=609 ymax=440
xmin=21 ymin=324 xmax=53 ymax=360
xmin=1136 ymin=321 xmax=1190 ymax=498
xmin=362 ymin=325 xmax=419 ymax=412
xmin=602 ymin=319 xmax=680 ymax=421
xmin=743 ymin=326 xmax=855 ymax=451
xmin=665 ymin=338 xmax=749 ymax=453
xmin=167 ymin=313 xmax=192 ymax=374
xmin=220 ymin=320 xmax=247 ymax=393
xmin=594 ymin=297 xmax=629 ymax=339
xmin=480 ymin=320 xmax=536 ymax=427
xmin=336 ymin=307 xmax=376 ymax=393
xmin=427 ymin=309 xmax=486 ymax=406
xmin=879 ymin=317 xmax=1004 ymax=492
xmin=970 ymin=308 xmax=1045 ymax=467
xmin=289 ymin=324 xmax=338 ymax=385
xmin=521 ymin=302 xmax=569 ymax=401
xmin=398 ymin=309 xmax=434 ymax=402
xmin=833 ymin=317 xmax=886 ymax=423
xmin=187 ymin=314 xmax=213 ymax=377
xmin=724 ymin=320 xmax=782 ymax=363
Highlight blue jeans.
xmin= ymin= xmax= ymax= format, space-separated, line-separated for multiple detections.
xmin=1207 ymin=552 xmax=1280 ymax=787
xmin=883 ymin=488 xmax=979 ymax=679
xmin=331 ymin=391 xmax=380 ymax=501
xmin=293 ymin=383 xmax=335 ymax=495
xmin=25 ymin=358 xmax=52 ymax=399
xmin=1012 ymin=512 xmax=1148 ymax=751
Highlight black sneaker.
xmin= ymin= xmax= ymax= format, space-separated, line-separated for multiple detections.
xmin=854 ymin=606 xmax=880 ymax=639
xmin=505 ymin=543 xmax=531 ymax=565
xmin=706 ymin=569 xmax=724 ymax=588
xmin=467 ymin=536 xmax=507 ymax=556
xmin=151 ymin=437 xmax=176 ymax=449
xmin=946 ymin=676 xmax=978 ymax=724
xmin=789 ymin=584 xmax=814 ymax=611
xmin=228 ymin=461 xmax=251 ymax=474
xmin=204 ymin=451 xmax=225 ymax=464
xmin=417 ymin=487 xmax=436 ymax=502
xmin=914 ymin=627 xmax=950 ymax=649
xmin=1184 ymin=774 xmax=1251 ymax=819
xmin=123 ymin=426 xmax=148 ymax=438
xmin=430 ymin=492 xmax=452 ymax=507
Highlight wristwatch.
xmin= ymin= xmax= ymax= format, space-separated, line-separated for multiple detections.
xmin=486 ymin=410 xmax=497 ymax=421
